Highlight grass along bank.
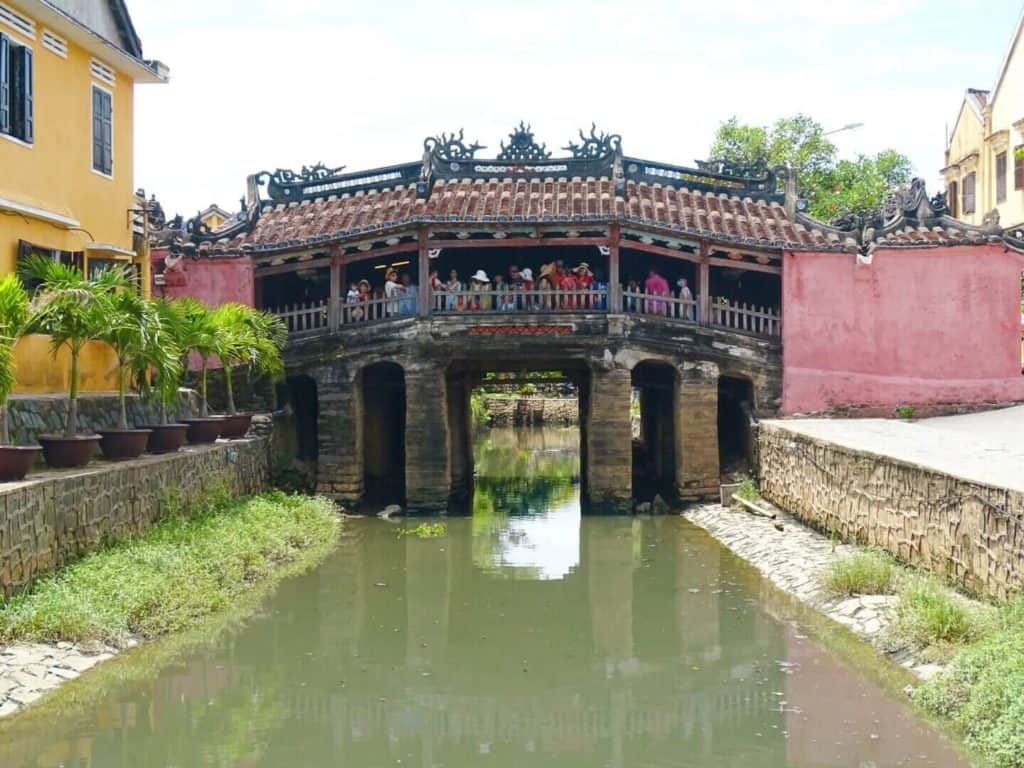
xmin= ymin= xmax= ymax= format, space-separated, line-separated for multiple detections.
xmin=0 ymin=488 xmax=340 ymax=647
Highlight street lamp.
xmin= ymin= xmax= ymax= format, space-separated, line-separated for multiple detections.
xmin=824 ymin=122 xmax=865 ymax=136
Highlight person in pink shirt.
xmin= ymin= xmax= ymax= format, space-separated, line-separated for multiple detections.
xmin=643 ymin=267 xmax=670 ymax=315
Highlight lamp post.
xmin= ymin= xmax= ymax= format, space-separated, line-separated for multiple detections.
xmin=823 ymin=122 xmax=864 ymax=136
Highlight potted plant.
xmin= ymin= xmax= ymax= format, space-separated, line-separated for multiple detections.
xmin=94 ymin=283 xmax=173 ymax=459
xmin=136 ymin=298 xmax=187 ymax=453
xmin=176 ymin=298 xmax=224 ymax=444
xmin=23 ymin=257 xmax=120 ymax=468
xmin=0 ymin=274 xmax=41 ymax=480
xmin=210 ymin=303 xmax=286 ymax=439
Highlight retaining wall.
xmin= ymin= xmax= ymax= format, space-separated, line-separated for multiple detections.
xmin=758 ymin=422 xmax=1024 ymax=599
xmin=0 ymin=437 xmax=270 ymax=595
xmin=484 ymin=397 xmax=578 ymax=426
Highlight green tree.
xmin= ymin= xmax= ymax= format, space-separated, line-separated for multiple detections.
xmin=209 ymin=303 xmax=286 ymax=415
xmin=708 ymin=114 xmax=913 ymax=221
xmin=0 ymin=275 xmax=31 ymax=445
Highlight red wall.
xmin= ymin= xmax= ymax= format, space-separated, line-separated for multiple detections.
xmin=782 ymin=244 xmax=1024 ymax=414
xmin=151 ymin=249 xmax=255 ymax=308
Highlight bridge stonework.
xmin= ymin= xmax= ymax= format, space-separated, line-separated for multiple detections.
xmin=286 ymin=314 xmax=780 ymax=514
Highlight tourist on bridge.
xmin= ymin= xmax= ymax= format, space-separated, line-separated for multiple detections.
xmin=575 ymin=262 xmax=594 ymax=309
xmin=384 ymin=269 xmax=402 ymax=317
xmin=644 ymin=267 xmax=670 ymax=315
xmin=400 ymin=272 xmax=416 ymax=315
xmin=626 ymin=279 xmax=640 ymax=312
xmin=558 ymin=262 xmax=577 ymax=308
xmin=537 ymin=263 xmax=556 ymax=310
xmin=519 ymin=267 xmax=534 ymax=310
xmin=677 ymin=277 xmax=695 ymax=321
xmin=349 ymin=279 xmax=371 ymax=322
xmin=493 ymin=272 xmax=514 ymax=311
xmin=445 ymin=269 xmax=463 ymax=311
xmin=469 ymin=269 xmax=490 ymax=311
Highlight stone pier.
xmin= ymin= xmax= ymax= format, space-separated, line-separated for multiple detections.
xmin=404 ymin=363 xmax=450 ymax=514
xmin=676 ymin=362 xmax=720 ymax=501
xmin=585 ymin=364 xmax=633 ymax=513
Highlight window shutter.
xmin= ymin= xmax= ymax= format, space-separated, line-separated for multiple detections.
xmin=92 ymin=88 xmax=112 ymax=175
xmin=15 ymin=44 xmax=30 ymax=142
xmin=92 ymin=88 xmax=103 ymax=171
xmin=0 ymin=34 xmax=9 ymax=134
xmin=996 ymin=152 xmax=1007 ymax=203
xmin=963 ymin=173 xmax=976 ymax=214
xmin=1015 ymin=148 xmax=1024 ymax=191
xmin=102 ymin=93 xmax=112 ymax=173
xmin=948 ymin=181 xmax=958 ymax=217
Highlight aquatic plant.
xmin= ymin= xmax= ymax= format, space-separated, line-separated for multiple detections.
xmin=400 ymin=522 xmax=447 ymax=539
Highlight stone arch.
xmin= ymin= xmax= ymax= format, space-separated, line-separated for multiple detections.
xmin=631 ymin=359 xmax=679 ymax=499
xmin=360 ymin=361 xmax=407 ymax=507
xmin=284 ymin=374 xmax=319 ymax=461
xmin=718 ymin=373 xmax=755 ymax=472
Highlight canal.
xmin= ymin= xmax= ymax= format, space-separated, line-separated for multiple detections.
xmin=0 ymin=427 xmax=975 ymax=767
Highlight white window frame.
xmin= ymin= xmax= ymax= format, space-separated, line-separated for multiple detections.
xmin=0 ymin=32 xmax=33 ymax=148
xmin=90 ymin=82 xmax=114 ymax=180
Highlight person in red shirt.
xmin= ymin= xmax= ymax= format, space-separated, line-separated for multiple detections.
xmin=557 ymin=264 xmax=577 ymax=309
xmin=644 ymin=267 xmax=670 ymax=315
xmin=575 ymin=262 xmax=594 ymax=309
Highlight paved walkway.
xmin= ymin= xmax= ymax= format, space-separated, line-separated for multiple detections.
xmin=0 ymin=642 xmax=120 ymax=716
xmin=764 ymin=405 xmax=1024 ymax=493
xmin=685 ymin=504 xmax=940 ymax=680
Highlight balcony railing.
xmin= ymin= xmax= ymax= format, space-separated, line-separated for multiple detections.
xmin=267 ymin=288 xmax=781 ymax=339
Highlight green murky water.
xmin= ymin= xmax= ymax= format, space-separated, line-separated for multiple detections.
xmin=0 ymin=428 xmax=976 ymax=767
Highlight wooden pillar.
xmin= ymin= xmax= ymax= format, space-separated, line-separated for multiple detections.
xmin=607 ymin=224 xmax=622 ymax=313
xmin=698 ymin=241 xmax=710 ymax=326
xmin=328 ymin=251 xmax=342 ymax=331
xmin=675 ymin=361 xmax=719 ymax=501
xmin=417 ymin=229 xmax=431 ymax=318
xmin=585 ymin=364 xmax=633 ymax=513
xmin=405 ymin=362 xmax=449 ymax=514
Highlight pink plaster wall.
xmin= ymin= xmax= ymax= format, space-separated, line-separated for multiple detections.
xmin=781 ymin=244 xmax=1024 ymax=414
xmin=151 ymin=248 xmax=255 ymax=308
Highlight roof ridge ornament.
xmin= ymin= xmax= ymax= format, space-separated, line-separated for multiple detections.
xmin=563 ymin=123 xmax=622 ymax=160
xmin=255 ymin=163 xmax=347 ymax=201
xmin=497 ymin=121 xmax=551 ymax=162
xmin=424 ymin=129 xmax=486 ymax=164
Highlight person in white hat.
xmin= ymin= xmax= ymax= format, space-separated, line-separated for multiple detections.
xmin=519 ymin=267 xmax=534 ymax=310
xmin=469 ymin=269 xmax=490 ymax=311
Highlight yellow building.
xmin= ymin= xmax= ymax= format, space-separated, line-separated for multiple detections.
xmin=943 ymin=7 xmax=1024 ymax=234
xmin=0 ymin=0 xmax=167 ymax=393
xmin=196 ymin=203 xmax=236 ymax=233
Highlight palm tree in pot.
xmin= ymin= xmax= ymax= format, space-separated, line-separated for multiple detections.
xmin=0 ymin=274 xmax=40 ymax=481
xmin=23 ymin=257 xmax=122 ymax=468
xmin=96 ymin=283 xmax=178 ymax=460
xmin=210 ymin=303 xmax=287 ymax=438
xmin=176 ymin=298 xmax=224 ymax=444
xmin=135 ymin=298 xmax=187 ymax=453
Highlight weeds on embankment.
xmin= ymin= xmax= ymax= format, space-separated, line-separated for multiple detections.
xmin=821 ymin=549 xmax=897 ymax=596
xmin=0 ymin=489 xmax=339 ymax=647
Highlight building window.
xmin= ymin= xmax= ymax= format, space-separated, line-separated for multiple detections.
xmin=1015 ymin=146 xmax=1024 ymax=191
xmin=91 ymin=85 xmax=113 ymax=176
xmin=948 ymin=180 xmax=959 ymax=217
xmin=0 ymin=33 xmax=33 ymax=143
xmin=17 ymin=241 xmax=83 ymax=289
xmin=996 ymin=152 xmax=1008 ymax=203
xmin=963 ymin=172 xmax=976 ymax=214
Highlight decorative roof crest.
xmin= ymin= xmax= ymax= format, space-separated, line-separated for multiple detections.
xmin=424 ymin=129 xmax=486 ymax=164
xmin=563 ymin=123 xmax=622 ymax=160
xmin=497 ymin=121 xmax=551 ymax=162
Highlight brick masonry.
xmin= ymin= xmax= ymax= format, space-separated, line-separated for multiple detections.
xmin=484 ymin=396 xmax=578 ymax=426
xmin=0 ymin=437 xmax=269 ymax=596
xmin=758 ymin=422 xmax=1024 ymax=599
xmin=676 ymin=362 xmax=720 ymax=501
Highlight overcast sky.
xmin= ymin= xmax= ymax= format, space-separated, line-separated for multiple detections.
xmin=130 ymin=0 xmax=1021 ymax=218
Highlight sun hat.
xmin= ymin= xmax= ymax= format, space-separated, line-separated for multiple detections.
xmin=471 ymin=269 xmax=490 ymax=283
xmin=539 ymin=262 xmax=556 ymax=279
xmin=358 ymin=279 xmax=371 ymax=289
xmin=520 ymin=267 xmax=533 ymax=281
xmin=574 ymin=262 xmax=593 ymax=275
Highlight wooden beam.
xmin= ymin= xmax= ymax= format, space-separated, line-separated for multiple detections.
xmin=255 ymin=256 xmax=331 ymax=277
xmin=417 ymin=229 xmax=430 ymax=318
xmin=708 ymin=257 xmax=782 ymax=275
xmin=621 ymin=240 xmax=702 ymax=264
xmin=340 ymin=241 xmax=418 ymax=263
xmin=608 ymin=224 xmax=622 ymax=313
xmin=427 ymin=236 xmax=608 ymax=250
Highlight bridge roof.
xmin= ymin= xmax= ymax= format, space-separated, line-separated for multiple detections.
xmin=183 ymin=124 xmax=1013 ymax=257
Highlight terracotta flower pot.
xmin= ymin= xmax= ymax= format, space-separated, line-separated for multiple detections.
xmin=0 ymin=445 xmax=42 ymax=482
xmin=219 ymin=413 xmax=253 ymax=439
xmin=38 ymin=435 xmax=100 ymax=469
xmin=142 ymin=424 xmax=189 ymax=454
xmin=180 ymin=417 xmax=223 ymax=445
xmin=98 ymin=428 xmax=153 ymax=461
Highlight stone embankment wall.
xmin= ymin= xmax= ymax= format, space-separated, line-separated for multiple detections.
xmin=0 ymin=437 xmax=269 ymax=595
xmin=484 ymin=397 xmax=578 ymax=426
xmin=757 ymin=423 xmax=1024 ymax=599
xmin=8 ymin=391 xmax=201 ymax=446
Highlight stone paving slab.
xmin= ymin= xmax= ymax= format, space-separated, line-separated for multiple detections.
xmin=764 ymin=405 xmax=1024 ymax=493
xmin=684 ymin=503 xmax=939 ymax=679
xmin=0 ymin=640 xmax=124 ymax=718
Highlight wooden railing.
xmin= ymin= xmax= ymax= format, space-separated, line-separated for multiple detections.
xmin=271 ymin=300 xmax=328 ymax=337
xmin=432 ymin=288 xmax=608 ymax=314
xmin=709 ymin=297 xmax=780 ymax=337
xmin=268 ymin=288 xmax=781 ymax=339
xmin=623 ymin=290 xmax=698 ymax=322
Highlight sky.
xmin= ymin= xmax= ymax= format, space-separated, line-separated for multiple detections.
xmin=130 ymin=0 xmax=1023 ymax=218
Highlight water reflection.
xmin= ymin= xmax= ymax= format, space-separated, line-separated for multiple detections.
xmin=472 ymin=427 xmax=581 ymax=580
xmin=0 ymin=428 xmax=975 ymax=768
